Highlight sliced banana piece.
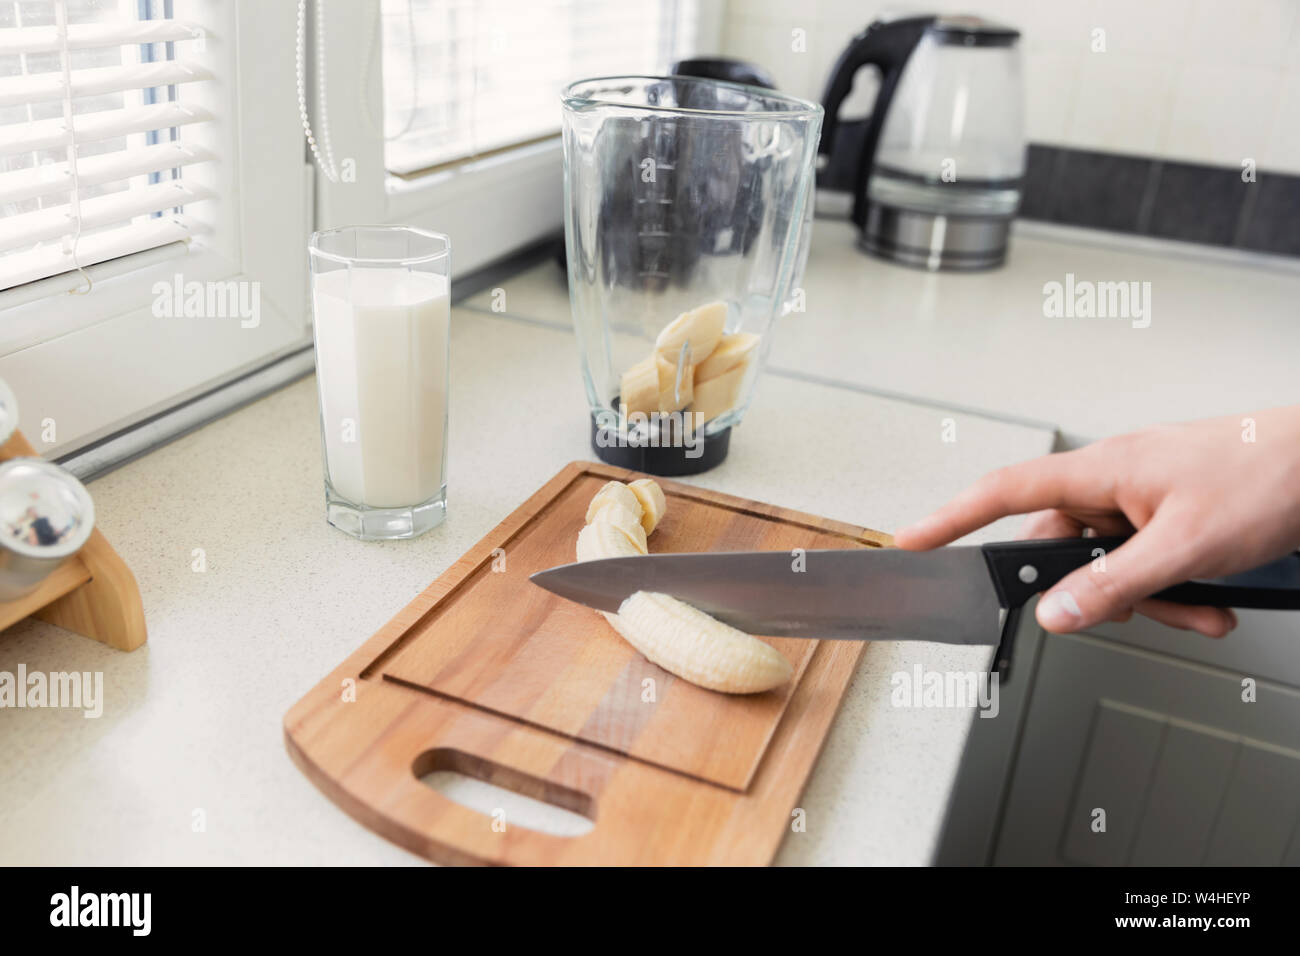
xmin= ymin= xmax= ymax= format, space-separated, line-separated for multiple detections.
xmin=627 ymin=478 xmax=666 ymax=535
xmin=608 ymin=591 xmax=793 ymax=694
xmin=695 ymin=332 xmax=759 ymax=383
xmin=655 ymin=301 xmax=727 ymax=364
xmin=585 ymin=481 xmax=644 ymax=524
xmin=660 ymin=352 xmax=694 ymax=413
xmin=576 ymin=518 xmax=644 ymax=563
xmin=691 ymin=360 xmax=748 ymax=423
xmin=619 ymin=355 xmax=661 ymax=417
xmin=594 ymin=503 xmax=648 ymax=554
xmin=620 ymin=353 xmax=693 ymax=415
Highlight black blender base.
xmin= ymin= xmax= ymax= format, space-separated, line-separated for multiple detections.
xmin=589 ymin=417 xmax=731 ymax=476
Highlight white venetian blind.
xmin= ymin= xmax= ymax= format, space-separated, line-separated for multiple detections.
xmin=380 ymin=0 xmax=699 ymax=176
xmin=0 ymin=0 xmax=214 ymax=292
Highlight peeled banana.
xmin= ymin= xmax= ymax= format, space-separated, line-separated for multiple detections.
xmin=607 ymin=591 xmax=793 ymax=694
xmin=627 ymin=478 xmax=666 ymax=535
xmin=573 ymin=477 xmax=791 ymax=695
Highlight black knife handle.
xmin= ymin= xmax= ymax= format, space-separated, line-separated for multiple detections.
xmin=981 ymin=536 xmax=1300 ymax=610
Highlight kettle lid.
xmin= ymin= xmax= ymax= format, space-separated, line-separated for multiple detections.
xmin=929 ymin=15 xmax=1019 ymax=47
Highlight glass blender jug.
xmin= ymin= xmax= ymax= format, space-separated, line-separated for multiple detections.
xmin=561 ymin=76 xmax=823 ymax=475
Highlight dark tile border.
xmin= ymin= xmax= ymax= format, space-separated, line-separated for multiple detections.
xmin=1238 ymin=174 xmax=1300 ymax=257
xmin=1019 ymin=144 xmax=1300 ymax=259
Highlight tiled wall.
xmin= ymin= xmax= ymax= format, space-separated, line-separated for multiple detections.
xmin=1019 ymin=145 xmax=1300 ymax=256
xmin=715 ymin=0 xmax=1300 ymax=175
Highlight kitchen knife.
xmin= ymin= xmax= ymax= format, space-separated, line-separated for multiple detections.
xmin=530 ymin=536 xmax=1300 ymax=679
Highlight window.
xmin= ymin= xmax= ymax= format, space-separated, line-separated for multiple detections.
xmin=0 ymin=0 xmax=711 ymax=460
xmin=0 ymin=0 xmax=211 ymax=291
xmin=315 ymin=0 xmax=712 ymax=276
xmin=380 ymin=0 xmax=701 ymax=176
xmin=0 ymin=0 xmax=310 ymax=459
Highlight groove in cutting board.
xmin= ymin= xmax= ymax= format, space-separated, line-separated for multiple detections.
xmin=357 ymin=470 xmax=591 ymax=679
xmin=378 ymin=471 xmax=846 ymax=790
xmin=383 ymin=672 xmax=757 ymax=791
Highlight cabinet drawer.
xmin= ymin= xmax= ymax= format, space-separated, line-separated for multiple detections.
xmin=1089 ymin=609 xmax=1300 ymax=690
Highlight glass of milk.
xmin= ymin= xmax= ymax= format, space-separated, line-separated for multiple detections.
xmin=308 ymin=226 xmax=451 ymax=540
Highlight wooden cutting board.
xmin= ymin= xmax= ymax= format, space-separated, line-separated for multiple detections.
xmin=284 ymin=461 xmax=890 ymax=865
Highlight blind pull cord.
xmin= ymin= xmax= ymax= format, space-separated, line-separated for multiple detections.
xmin=297 ymin=0 xmax=339 ymax=184
xmin=54 ymin=0 xmax=92 ymax=295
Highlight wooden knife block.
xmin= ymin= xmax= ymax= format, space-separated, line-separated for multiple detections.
xmin=0 ymin=429 xmax=146 ymax=651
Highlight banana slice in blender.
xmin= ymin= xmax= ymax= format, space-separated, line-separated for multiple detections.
xmin=695 ymin=332 xmax=759 ymax=382
xmin=654 ymin=301 xmax=727 ymax=364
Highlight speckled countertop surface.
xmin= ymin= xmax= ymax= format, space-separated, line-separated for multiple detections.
xmin=0 ymin=269 xmax=1058 ymax=866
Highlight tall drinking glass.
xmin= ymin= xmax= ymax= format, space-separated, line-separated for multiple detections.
xmin=308 ymin=226 xmax=451 ymax=540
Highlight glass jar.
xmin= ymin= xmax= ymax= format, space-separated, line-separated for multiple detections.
xmin=561 ymin=76 xmax=822 ymax=475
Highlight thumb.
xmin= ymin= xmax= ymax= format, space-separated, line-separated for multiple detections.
xmin=1035 ymin=518 xmax=1194 ymax=633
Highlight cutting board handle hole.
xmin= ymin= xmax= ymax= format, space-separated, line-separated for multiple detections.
xmin=413 ymin=748 xmax=595 ymax=838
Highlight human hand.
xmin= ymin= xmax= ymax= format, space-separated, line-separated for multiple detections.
xmin=894 ymin=407 xmax=1300 ymax=637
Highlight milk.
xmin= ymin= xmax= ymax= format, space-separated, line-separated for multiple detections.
xmin=312 ymin=268 xmax=449 ymax=509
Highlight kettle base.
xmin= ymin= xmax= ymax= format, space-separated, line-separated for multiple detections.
xmin=859 ymin=203 xmax=1011 ymax=271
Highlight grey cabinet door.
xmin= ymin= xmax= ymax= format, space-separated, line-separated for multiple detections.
xmin=993 ymin=632 xmax=1300 ymax=866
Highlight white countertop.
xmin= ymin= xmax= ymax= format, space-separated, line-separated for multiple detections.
xmin=10 ymin=214 xmax=1293 ymax=866
xmin=0 ymin=296 xmax=1055 ymax=866
xmin=469 ymin=219 xmax=1300 ymax=449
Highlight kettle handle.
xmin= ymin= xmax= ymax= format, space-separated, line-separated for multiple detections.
xmin=819 ymin=16 xmax=934 ymax=227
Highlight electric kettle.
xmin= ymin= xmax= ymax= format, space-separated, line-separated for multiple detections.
xmin=820 ymin=15 xmax=1025 ymax=270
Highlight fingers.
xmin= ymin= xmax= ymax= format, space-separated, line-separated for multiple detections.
xmin=1019 ymin=510 xmax=1081 ymax=540
xmin=1035 ymin=514 xmax=1202 ymax=634
xmin=1133 ymin=599 xmax=1238 ymax=638
xmin=895 ymin=450 xmax=1107 ymax=550
xmin=1021 ymin=509 xmax=1138 ymax=542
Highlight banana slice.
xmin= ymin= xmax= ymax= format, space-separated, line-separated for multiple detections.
xmin=627 ymin=478 xmax=666 ymax=535
xmin=655 ymin=301 xmax=727 ymax=364
xmin=691 ymin=361 xmax=748 ymax=423
xmin=695 ymin=332 xmax=759 ymax=383
xmin=594 ymin=503 xmax=648 ymax=554
xmin=585 ymin=481 xmax=643 ymax=524
xmin=576 ymin=518 xmax=644 ymax=563
xmin=619 ymin=356 xmax=661 ymax=417
xmin=660 ymin=353 xmax=694 ymax=412
xmin=620 ymin=353 xmax=693 ymax=415
xmin=608 ymin=591 xmax=793 ymax=694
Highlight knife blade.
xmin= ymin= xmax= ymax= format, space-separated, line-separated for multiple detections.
xmin=529 ymin=536 xmax=1300 ymax=646
xmin=531 ymin=546 xmax=1003 ymax=643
